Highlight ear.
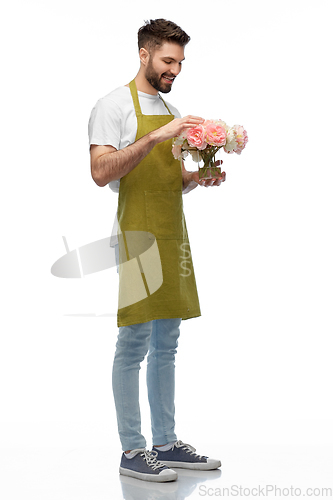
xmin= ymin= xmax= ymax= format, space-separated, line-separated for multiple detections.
xmin=139 ymin=47 xmax=150 ymax=66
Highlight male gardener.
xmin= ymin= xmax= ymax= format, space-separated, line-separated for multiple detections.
xmin=88 ymin=19 xmax=225 ymax=482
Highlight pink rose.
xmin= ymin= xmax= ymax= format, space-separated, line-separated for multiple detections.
xmin=204 ymin=120 xmax=227 ymax=146
xmin=187 ymin=125 xmax=207 ymax=150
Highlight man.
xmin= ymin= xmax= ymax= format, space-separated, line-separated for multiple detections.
xmin=88 ymin=19 xmax=225 ymax=483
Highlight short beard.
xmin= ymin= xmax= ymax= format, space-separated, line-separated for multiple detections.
xmin=145 ymin=59 xmax=172 ymax=94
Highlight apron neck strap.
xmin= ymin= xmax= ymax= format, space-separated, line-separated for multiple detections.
xmin=158 ymin=95 xmax=173 ymax=115
xmin=129 ymin=79 xmax=142 ymax=116
xmin=129 ymin=79 xmax=174 ymax=117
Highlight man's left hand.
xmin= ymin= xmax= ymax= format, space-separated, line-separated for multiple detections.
xmin=182 ymin=160 xmax=226 ymax=194
xmin=192 ymin=170 xmax=226 ymax=187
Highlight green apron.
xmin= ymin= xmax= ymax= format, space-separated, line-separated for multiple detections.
xmin=116 ymin=79 xmax=201 ymax=327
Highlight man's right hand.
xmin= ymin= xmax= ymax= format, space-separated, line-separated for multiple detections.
xmin=152 ymin=115 xmax=204 ymax=143
xmin=90 ymin=115 xmax=204 ymax=187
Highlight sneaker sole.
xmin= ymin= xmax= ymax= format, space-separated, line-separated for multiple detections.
xmin=119 ymin=466 xmax=178 ymax=482
xmin=158 ymin=460 xmax=221 ymax=470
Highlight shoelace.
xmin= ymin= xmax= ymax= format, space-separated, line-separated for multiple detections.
xmin=172 ymin=440 xmax=204 ymax=459
xmin=140 ymin=450 xmax=166 ymax=470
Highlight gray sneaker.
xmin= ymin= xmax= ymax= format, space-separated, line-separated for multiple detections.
xmin=153 ymin=440 xmax=221 ymax=470
xmin=119 ymin=448 xmax=178 ymax=482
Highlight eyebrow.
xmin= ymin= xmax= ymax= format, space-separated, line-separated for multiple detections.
xmin=162 ymin=57 xmax=185 ymax=62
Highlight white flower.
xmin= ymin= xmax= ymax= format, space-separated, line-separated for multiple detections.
xmin=216 ymin=120 xmax=228 ymax=129
xmin=174 ymin=130 xmax=188 ymax=146
xmin=223 ymin=127 xmax=237 ymax=153
xmin=189 ymin=150 xmax=202 ymax=163
xmin=172 ymin=144 xmax=182 ymax=159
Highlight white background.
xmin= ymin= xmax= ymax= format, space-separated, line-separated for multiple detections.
xmin=1 ymin=0 xmax=333 ymax=496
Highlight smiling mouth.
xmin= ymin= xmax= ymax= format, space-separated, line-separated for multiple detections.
xmin=162 ymin=75 xmax=175 ymax=83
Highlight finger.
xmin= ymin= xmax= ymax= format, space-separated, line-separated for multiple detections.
xmin=212 ymin=174 xmax=225 ymax=186
xmin=184 ymin=115 xmax=205 ymax=121
xmin=182 ymin=116 xmax=205 ymax=125
xmin=181 ymin=121 xmax=204 ymax=130
xmin=216 ymin=172 xmax=226 ymax=182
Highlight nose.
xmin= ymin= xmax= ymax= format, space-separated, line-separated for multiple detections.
xmin=171 ymin=62 xmax=182 ymax=77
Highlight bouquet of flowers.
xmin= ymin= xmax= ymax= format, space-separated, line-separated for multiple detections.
xmin=172 ymin=120 xmax=248 ymax=180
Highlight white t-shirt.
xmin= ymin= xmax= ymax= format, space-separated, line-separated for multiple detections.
xmin=88 ymin=85 xmax=181 ymax=193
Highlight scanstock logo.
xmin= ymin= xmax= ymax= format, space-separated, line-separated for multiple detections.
xmin=51 ymin=231 xmax=163 ymax=308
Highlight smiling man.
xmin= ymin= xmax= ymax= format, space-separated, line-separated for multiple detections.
xmin=142 ymin=42 xmax=183 ymax=92
xmin=88 ymin=19 xmax=223 ymax=482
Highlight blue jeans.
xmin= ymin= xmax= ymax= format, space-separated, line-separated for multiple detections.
xmin=112 ymin=318 xmax=181 ymax=451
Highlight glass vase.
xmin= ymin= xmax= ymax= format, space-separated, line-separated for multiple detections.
xmin=198 ymin=148 xmax=223 ymax=180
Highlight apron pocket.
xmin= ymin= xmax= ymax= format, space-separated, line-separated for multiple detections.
xmin=145 ymin=190 xmax=184 ymax=240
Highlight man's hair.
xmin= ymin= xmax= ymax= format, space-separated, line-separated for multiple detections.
xmin=138 ymin=19 xmax=190 ymax=53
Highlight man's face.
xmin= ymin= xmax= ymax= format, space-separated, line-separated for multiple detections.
xmin=144 ymin=42 xmax=185 ymax=94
